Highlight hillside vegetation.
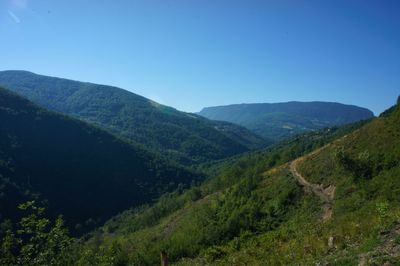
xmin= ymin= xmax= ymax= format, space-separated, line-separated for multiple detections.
xmin=0 ymin=71 xmax=267 ymax=164
xmin=0 ymin=71 xmax=397 ymax=265
xmin=202 ymin=101 xmax=400 ymax=265
xmin=72 ymin=108 xmax=390 ymax=265
xmin=198 ymin=101 xmax=374 ymax=141
xmin=0 ymin=87 xmax=202 ymax=234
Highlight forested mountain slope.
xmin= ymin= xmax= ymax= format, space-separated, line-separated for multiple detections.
xmin=197 ymin=100 xmax=399 ymax=265
xmin=0 ymin=71 xmax=267 ymax=164
xmin=74 ymin=102 xmax=394 ymax=265
xmin=0 ymin=87 xmax=202 ymax=234
xmin=198 ymin=101 xmax=374 ymax=141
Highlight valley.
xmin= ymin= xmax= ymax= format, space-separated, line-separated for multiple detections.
xmin=0 ymin=87 xmax=203 ymax=234
xmin=0 ymin=73 xmax=397 ymax=265
xmin=0 ymin=71 xmax=268 ymax=165
xmin=70 ymin=99 xmax=400 ymax=265
xmin=1 ymin=2 xmax=398 ymax=265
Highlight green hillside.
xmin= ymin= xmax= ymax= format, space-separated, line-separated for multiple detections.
xmin=0 ymin=87 xmax=202 ymax=234
xmin=0 ymin=72 xmax=397 ymax=265
xmin=0 ymin=71 xmax=268 ymax=164
xmin=204 ymin=102 xmax=400 ymax=265
xmin=198 ymin=101 xmax=374 ymax=141
xmin=73 ymin=106 xmax=391 ymax=265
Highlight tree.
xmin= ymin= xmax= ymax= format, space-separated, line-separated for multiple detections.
xmin=334 ymin=147 xmax=373 ymax=180
xmin=0 ymin=201 xmax=73 ymax=266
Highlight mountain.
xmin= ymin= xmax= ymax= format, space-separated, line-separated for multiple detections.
xmin=198 ymin=101 xmax=374 ymax=141
xmin=0 ymin=71 xmax=268 ymax=164
xmin=0 ymin=87 xmax=202 ymax=233
xmin=74 ymin=100 xmax=400 ymax=265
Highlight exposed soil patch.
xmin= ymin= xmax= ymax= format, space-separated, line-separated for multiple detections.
xmin=289 ymin=145 xmax=335 ymax=221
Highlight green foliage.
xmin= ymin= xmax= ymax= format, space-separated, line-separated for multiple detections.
xmin=77 ymin=168 xmax=301 ymax=265
xmin=394 ymin=236 xmax=400 ymax=245
xmin=0 ymin=201 xmax=73 ymax=266
xmin=0 ymin=70 xmax=267 ymax=164
xmin=199 ymin=101 xmax=374 ymax=141
xmin=0 ymin=70 xmax=397 ymax=265
xmin=0 ymin=87 xmax=202 ymax=234
xmin=76 ymin=101 xmax=400 ymax=265
xmin=376 ymin=201 xmax=390 ymax=229
xmin=75 ymin=241 xmax=128 ymax=266
xmin=202 ymin=120 xmax=368 ymax=193
xmin=334 ymin=147 xmax=374 ymax=180
xmin=203 ymin=245 xmax=229 ymax=262
xmin=74 ymin=118 xmax=363 ymax=265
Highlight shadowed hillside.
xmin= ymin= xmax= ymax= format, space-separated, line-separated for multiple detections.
xmin=0 ymin=87 xmax=202 ymax=234
xmin=0 ymin=71 xmax=268 ymax=165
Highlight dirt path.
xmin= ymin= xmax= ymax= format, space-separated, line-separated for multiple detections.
xmin=289 ymin=147 xmax=335 ymax=221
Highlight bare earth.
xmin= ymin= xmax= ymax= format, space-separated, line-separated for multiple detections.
xmin=289 ymin=147 xmax=335 ymax=221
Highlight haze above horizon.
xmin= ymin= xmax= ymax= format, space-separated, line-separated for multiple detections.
xmin=1 ymin=0 xmax=399 ymax=115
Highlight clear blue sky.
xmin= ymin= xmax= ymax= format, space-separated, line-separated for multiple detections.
xmin=1 ymin=0 xmax=399 ymax=114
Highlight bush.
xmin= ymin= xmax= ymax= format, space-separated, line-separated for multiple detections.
xmin=0 ymin=201 xmax=73 ymax=266
xmin=334 ymin=147 xmax=373 ymax=180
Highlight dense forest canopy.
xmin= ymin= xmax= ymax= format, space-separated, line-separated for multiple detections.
xmin=0 ymin=87 xmax=202 ymax=234
xmin=0 ymin=70 xmax=268 ymax=165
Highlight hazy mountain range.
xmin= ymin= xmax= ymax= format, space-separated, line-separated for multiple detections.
xmin=198 ymin=102 xmax=374 ymax=141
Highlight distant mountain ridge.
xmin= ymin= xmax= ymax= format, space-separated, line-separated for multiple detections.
xmin=198 ymin=101 xmax=374 ymax=141
xmin=0 ymin=70 xmax=268 ymax=165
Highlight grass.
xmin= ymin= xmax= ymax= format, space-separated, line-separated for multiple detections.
xmin=73 ymin=104 xmax=400 ymax=265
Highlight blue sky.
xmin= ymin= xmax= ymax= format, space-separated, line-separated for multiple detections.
xmin=1 ymin=0 xmax=399 ymax=114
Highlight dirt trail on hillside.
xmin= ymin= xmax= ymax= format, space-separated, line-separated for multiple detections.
xmin=289 ymin=145 xmax=336 ymax=221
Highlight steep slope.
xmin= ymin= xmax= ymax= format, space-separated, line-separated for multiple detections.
xmin=73 ymin=117 xmax=373 ymax=265
xmin=205 ymin=101 xmax=400 ymax=265
xmin=74 ymin=100 xmax=399 ymax=265
xmin=202 ymin=101 xmax=400 ymax=265
xmin=0 ymin=87 xmax=202 ymax=233
xmin=0 ymin=71 xmax=267 ymax=164
xmin=198 ymin=101 xmax=374 ymax=141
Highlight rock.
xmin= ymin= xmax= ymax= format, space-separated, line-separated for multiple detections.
xmin=328 ymin=236 xmax=334 ymax=249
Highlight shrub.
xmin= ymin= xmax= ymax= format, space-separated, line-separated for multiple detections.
xmin=0 ymin=201 xmax=73 ymax=266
